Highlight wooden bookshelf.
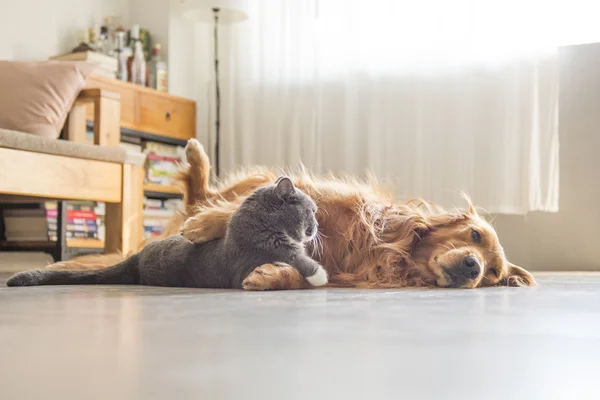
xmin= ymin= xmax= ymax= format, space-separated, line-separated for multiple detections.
xmin=66 ymin=239 xmax=105 ymax=249
xmin=0 ymin=78 xmax=195 ymax=263
xmin=0 ymin=240 xmax=106 ymax=250
xmin=0 ymin=241 xmax=55 ymax=249
xmin=85 ymin=75 xmax=196 ymax=141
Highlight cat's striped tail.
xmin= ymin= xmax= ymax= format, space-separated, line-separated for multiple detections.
xmin=6 ymin=255 xmax=140 ymax=287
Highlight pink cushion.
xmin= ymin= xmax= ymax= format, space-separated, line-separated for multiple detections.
xmin=0 ymin=61 xmax=96 ymax=139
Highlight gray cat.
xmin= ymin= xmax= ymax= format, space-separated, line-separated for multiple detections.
xmin=7 ymin=177 xmax=328 ymax=289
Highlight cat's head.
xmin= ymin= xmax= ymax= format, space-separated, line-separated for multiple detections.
xmin=238 ymin=176 xmax=318 ymax=245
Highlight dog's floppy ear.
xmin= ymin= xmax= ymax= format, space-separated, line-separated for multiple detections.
xmin=500 ymin=262 xmax=536 ymax=287
xmin=274 ymin=176 xmax=295 ymax=199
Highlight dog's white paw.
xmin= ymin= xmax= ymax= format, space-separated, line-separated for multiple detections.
xmin=306 ymin=267 xmax=328 ymax=287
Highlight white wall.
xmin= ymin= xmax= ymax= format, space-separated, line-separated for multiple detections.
xmin=0 ymin=0 xmax=130 ymax=60
xmin=494 ymin=42 xmax=600 ymax=271
xmin=167 ymin=0 xmax=213 ymax=148
xmin=130 ymin=0 xmax=169 ymax=61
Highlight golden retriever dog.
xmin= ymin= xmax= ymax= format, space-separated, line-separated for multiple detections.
xmin=48 ymin=139 xmax=535 ymax=290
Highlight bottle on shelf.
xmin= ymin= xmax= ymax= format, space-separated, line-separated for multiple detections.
xmin=99 ymin=26 xmax=114 ymax=56
xmin=115 ymin=30 xmax=128 ymax=81
xmin=104 ymin=16 xmax=120 ymax=46
xmin=88 ymin=26 xmax=99 ymax=51
xmin=148 ymin=43 xmax=168 ymax=92
xmin=127 ymin=24 xmax=146 ymax=86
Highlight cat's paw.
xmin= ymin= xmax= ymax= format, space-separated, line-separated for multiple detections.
xmin=306 ymin=266 xmax=328 ymax=287
xmin=6 ymin=270 xmax=44 ymax=287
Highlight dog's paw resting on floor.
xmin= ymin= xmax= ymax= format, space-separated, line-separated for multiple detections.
xmin=242 ymin=262 xmax=321 ymax=291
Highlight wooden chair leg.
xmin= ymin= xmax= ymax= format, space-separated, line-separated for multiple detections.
xmin=93 ymin=94 xmax=121 ymax=146
xmin=75 ymin=88 xmax=121 ymax=146
xmin=63 ymin=103 xmax=87 ymax=143
xmin=105 ymin=164 xmax=144 ymax=256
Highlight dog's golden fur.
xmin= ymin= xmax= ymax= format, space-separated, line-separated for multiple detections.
xmin=48 ymin=139 xmax=535 ymax=289
xmin=180 ymin=140 xmax=535 ymax=289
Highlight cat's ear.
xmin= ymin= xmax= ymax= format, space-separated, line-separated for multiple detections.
xmin=274 ymin=176 xmax=295 ymax=198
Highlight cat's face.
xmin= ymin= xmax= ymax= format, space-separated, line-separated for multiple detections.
xmin=248 ymin=177 xmax=318 ymax=245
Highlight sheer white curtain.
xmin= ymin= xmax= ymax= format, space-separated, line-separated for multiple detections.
xmin=195 ymin=0 xmax=582 ymax=213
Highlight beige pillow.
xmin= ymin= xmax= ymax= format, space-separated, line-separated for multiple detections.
xmin=0 ymin=61 xmax=97 ymax=139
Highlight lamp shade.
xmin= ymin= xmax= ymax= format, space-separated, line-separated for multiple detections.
xmin=179 ymin=0 xmax=248 ymax=23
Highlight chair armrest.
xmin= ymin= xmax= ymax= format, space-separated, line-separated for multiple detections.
xmin=64 ymin=89 xmax=121 ymax=146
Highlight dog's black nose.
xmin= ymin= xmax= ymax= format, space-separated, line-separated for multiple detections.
xmin=463 ymin=256 xmax=481 ymax=279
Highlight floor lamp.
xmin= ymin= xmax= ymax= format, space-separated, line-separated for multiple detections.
xmin=180 ymin=0 xmax=247 ymax=177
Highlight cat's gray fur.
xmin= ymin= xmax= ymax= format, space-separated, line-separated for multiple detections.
xmin=7 ymin=177 xmax=328 ymax=289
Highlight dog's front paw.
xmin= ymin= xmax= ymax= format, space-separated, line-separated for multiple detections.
xmin=242 ymin=264 xmax=275 ymax=291
xmin=242 ymin=263 xmax=308 ymax=291
xmin=501 ymin=264 xmax=536 ymax=287
xmin=6 ymin=270 xmax=44 ymax=287
xmin=505 ymin=275 xmax=534 ymax=287
xmin=180 ymin=219 xmax=212 ymax=243
xmin=306 ymin=266 xmax=328 ymax=287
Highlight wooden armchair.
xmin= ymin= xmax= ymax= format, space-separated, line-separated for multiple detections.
xmin=0 ymin=89 xmax=143 ymax=259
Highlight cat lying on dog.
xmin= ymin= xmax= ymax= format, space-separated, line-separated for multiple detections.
xmin=7 ymin=177 xmax=328 ymax=289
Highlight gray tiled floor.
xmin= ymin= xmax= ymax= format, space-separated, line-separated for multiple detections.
xmin=1 ymin=273 xmax=599 ymax=400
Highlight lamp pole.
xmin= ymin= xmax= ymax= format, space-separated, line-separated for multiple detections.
xmin=212 ymin=7 xmax=221 ymax=177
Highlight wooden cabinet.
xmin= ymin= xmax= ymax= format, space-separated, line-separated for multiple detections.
xmin=85 ymin=75 xmax=196 ymax=140
xmin=138 ymin=91 xmax=196 ymax=140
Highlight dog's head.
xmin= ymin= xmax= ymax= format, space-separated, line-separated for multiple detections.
xmin=408 ymin=200 xmax=535 ymax=289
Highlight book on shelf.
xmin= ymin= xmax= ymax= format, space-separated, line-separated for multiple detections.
xmin=143 ymin=198 xmax=183 ymax=214
xmin=144 ymin=198 xmax=164 ymax=209
xmin=66 ymin=218 xmax=98 ymax=225
xmin=143 ymin=219 xmax=168 ymax=240
xmin=143 ymin=142 xmax=186 ymax=186
xmin=64 ymin=201 xmax=105 ymax=243
xmin=142 ymin=197 xmax=183 ymax=240
xmin=66 ymin=224 xmax=98 ymax=233
xmin=66 ymin=210 xmax=97 ymax=219
xmin=49 ymin=50 xmax=118 ymax=66
xmin=1 ymin=202 xmax=56 ymax=242
xmin=143 ymin=142 xmax=184 ymax=158
xmin=1 ymin=201 xmax=106 ymax=244
xmin=94 ymin=202 xmax=106 ymax=216
xmin=46 ymin=201 xmax=58 ymax=242
xmin=145 ymin=154 xmax=181 ymax=186
xmin=49 ymin=51 xmax=117 ymax=75
xmin=67 ymin=200 xmax=97 ymax=211
xmin=66 ymin=231 xmax=99 ymax=239
xmin=143 ymin=209 xmax=175 ymax=218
